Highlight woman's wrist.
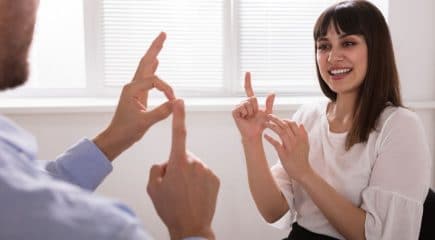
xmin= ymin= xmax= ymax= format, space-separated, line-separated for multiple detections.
xmin=295 ymin=167 xmax=317 ymax=187
xmin=241 ymin=135 xmax=263 ymax=145
xmin=169 ymin=226 xmax=215 ymax=240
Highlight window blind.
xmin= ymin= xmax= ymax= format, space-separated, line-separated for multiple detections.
xmin=238 ymin=0 xmax=336 ymax=93
xmin=12 ymin=0 xmax=389 ymax=97
xmin=101 ymin=0 xmax=224 ymax=91
xmin=100 ymin=0 xmax=388 ymax=96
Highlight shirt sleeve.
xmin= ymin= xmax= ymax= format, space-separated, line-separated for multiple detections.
xmin=0 ymin=155 xmax=151 ymax=240
xmin=38 ymin=138 xmax=113 ymax=191
xmin=269 ymin=163 xmax=297 ymax=229
xmin=360 ymin=109 xmax=432 ymax=240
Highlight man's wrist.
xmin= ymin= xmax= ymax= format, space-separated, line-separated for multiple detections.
xmin=93 ymin=127 xmax=126 ymax=161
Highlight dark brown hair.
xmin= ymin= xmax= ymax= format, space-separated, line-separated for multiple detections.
xmin=0 ymin=0 xmax=38 ymax=90
xmin=313 ymin=0 xmax=403 ymax=150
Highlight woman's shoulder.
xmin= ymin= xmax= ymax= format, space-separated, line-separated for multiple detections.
xmin=376 ymin=106 xmax=421 ymax=132
xmin=374 ymin=106 xmax=428 ymax=154
xmin=373 ymin=106 xmax=431 ymax=193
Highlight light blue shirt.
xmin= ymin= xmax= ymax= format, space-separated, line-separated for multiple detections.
xmin=0 ymin=115 xmax=205 ymax=240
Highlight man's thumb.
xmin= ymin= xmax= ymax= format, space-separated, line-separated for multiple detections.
xmin=146 ymin=100 xmax=173 ymax=126
xmin=147 ymin=163 xmax=166 ymax=195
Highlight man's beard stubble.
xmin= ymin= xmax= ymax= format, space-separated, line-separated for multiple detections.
xmin=0 ymin=5 xmax=35 ymax=91
xmin=0 ymin=54 xmax=29 ymax=90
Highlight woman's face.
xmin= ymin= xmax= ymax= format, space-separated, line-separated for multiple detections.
xmin=316 ymin=23 xmax=368 ymax=97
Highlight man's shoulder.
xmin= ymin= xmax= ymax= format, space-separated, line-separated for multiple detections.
xmin=0 ymin=115 xmax=37 ymax=159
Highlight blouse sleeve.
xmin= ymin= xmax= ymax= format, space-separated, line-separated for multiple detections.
xmin=361 ymin=109 xmax=432 ymax=240
xmin=268 ymin=105 xmax=310 ymax=229
xmin=270 ymin=163 xmax=297 ymax=229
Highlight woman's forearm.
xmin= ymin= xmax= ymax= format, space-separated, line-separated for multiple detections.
xmin=299 ymin=170 xmax=366 ymax=240
xmin=242 ymin=137 xmax=289 ymax=223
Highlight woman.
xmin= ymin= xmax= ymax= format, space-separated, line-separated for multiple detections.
xmin=232 ymin=1 xmax=432 ymax=239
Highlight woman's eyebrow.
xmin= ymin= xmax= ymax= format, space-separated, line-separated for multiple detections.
xmin=317 ymin=37 xmax=329 ymax=42
xmin=339 ymin=33 xmax=356 ymax=39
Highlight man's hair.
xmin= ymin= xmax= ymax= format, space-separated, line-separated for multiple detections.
xmin=313 ymin=0 xmax=403 ymax=150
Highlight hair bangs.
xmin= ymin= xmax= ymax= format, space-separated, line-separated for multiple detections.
xmin=314 ymin=2 xmax=366 ymax=41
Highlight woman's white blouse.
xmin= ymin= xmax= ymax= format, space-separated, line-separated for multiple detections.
xmin=271 ymin=102 xmax=432 ymax=239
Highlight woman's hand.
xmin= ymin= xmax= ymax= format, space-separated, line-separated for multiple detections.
xmin=232 ymin=72 xmax=275 ymax=142
xmin=264 ymin=114 xmax=313 ymax=182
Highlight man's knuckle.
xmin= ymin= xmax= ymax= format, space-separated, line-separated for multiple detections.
xmin=122 ymin=84 xmax=131 ymax=92
xmin=146 ymin=184 xmax=154 ymax=196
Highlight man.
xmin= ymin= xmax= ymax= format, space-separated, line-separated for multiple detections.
xmin=0 ymin=0 xmax=219 ymax=239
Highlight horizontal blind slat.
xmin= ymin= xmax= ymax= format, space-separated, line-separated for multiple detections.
xmin=101 ymin=0 xmax=224 ymax=88
xmin=238 ymin=0 xmax=334 ymax=89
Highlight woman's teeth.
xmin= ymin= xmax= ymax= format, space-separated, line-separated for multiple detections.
xmin=330 ymin=68 xmax=351 ymax=75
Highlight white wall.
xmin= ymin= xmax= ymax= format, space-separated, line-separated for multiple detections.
xmin=389 ymin=0 xmax=435 ymax=184
xmin=7 ymin=111 xmax=293 ymax=239
xmin=3 ymin=0 xmax=435 ymax=239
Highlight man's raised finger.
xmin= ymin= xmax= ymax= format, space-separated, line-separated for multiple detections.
xmin=169 ymin=99 xmax=187 ymax=162
xmin=133 ymin=33 xmax=166 ymax=81
xmin=129 ymin=76 xmax=175 ymax=100
xmin=143 ymin=32 xmax=166 ymax=64
xmin=153 ymin=78 xmax=175 ymax=100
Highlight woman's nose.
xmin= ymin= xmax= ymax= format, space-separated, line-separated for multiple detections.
xmin=328 ymin=49 xmax=344 ymax=63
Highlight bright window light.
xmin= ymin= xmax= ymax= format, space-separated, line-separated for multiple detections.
xmin=27 ymin=0 xmax=86 ymax=89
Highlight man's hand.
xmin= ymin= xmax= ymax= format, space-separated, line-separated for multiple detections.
xmin=93 ymin=32 xmax=175 ymax=160
xmin=147 ymin=99 xmax=220 ymax=240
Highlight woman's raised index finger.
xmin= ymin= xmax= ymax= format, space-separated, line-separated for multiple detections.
xmin=244 ymin=72 xmax=255 ymax=97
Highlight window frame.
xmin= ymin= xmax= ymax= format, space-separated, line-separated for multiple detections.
xmin=3 ymin=0 xmax=387 ymax=99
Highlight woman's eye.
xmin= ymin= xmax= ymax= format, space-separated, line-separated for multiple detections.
xmin=317 ymin=44 xmax=330 ymax=51
xmin=343 ymin=41 xmax=356 ymax=47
